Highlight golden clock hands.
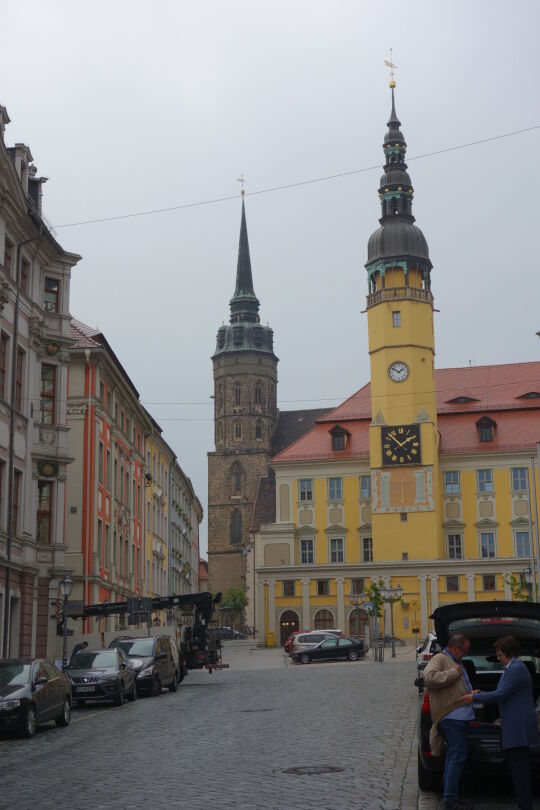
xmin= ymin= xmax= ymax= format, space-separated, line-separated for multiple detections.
xmin=389 ymin=434 xmax=406 ymax=449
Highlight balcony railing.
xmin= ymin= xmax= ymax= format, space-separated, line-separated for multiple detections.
xmin=366 ymin=287 xmax=433 ymax=307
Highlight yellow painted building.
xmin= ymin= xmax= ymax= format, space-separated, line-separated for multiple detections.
xmin=143 ymin=416 xmax=174 ymax=608
xmin=251 ymin=86 xmax=540 ymax=646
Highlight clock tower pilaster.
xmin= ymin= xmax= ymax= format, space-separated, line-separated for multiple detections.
xmin=364 ymin=82 xmax=442 ymax=562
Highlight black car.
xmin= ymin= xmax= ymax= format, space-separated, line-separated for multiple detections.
xmin=108 ymin=635 xmax=180 ymax=695
xmin=416 ymin=600 xmax=540 ymax=791
xmin=67 ymin=648 xmax=136 ymax=706
xmin=0 ymin=658 xmax=72 ymax=738
xmin=291 ymin=635 xmax=365 ymax=664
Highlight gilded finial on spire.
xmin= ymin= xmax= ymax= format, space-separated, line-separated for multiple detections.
xmin=237 ymin=174 xmax=246 ymax=196
xmin=384 ymin=49 xmax=397 ymax=88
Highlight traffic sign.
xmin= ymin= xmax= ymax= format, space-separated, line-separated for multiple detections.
xmin=364 ymin=601 xmax=373 ymax=611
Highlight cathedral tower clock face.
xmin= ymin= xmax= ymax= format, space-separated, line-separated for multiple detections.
xmin=381 ymin=424 xmax=421 ymax=465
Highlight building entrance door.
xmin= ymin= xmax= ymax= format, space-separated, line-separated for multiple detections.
xmin=279 ymin=610 xmax=299 ymax=646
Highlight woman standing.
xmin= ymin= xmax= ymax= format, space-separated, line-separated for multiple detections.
xmin=463 ymin=635 xmax=539 ymax=810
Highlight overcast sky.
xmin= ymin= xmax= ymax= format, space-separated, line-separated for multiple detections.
xmin=2 ymin=1 xmax=540 ymax=556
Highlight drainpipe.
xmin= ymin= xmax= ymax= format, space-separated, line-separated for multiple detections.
xmin=2 ymin=229 xmax=42 ymax=659
xmin=84 ymin=350 xmax=92 ymax=632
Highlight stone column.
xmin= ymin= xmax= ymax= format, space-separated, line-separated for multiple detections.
xmin=419 ymin=575 xmax=428 ymax=636
xmin=301 ymin=579 xmax=310 ymax=629
xmin=267 ymin=580 xmax=276 ymax=636
xmin=466 ymin=573 xmax=475 ymax=601
xmin=255 ymin=576 xmax=266 ymax=642
xmin=430 ymin=576 xmax=439 ymax=612
xmin=336 ymin=577 xmax=345 ymax=630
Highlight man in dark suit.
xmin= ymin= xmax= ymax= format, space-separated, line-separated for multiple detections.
xmin=464 ymin=635 xmax=539 ymax=810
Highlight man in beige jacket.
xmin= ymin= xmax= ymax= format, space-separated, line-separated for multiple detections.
xmin=423 ymin=633 xmax=473 ymax=810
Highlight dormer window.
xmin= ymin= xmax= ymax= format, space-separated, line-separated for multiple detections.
xmin=518 ymin=391 xmax=540 ymax=400
xmin=447 ymin=395 xmax=478 ymax=405
xmin=329 ymin=424 xmax=351 ymax=451
xmin=476 ymin=416 xmax=496 ymax=443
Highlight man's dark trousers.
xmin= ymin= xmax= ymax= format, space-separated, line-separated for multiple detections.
xmin=506 ymin=747 xmax=532 ymax=810
xmin=438 ymin=718 xmax=468 ymax=805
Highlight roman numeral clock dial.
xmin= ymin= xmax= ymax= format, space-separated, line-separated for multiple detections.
xmin=381 ymin=424 xmax=421 ymax=466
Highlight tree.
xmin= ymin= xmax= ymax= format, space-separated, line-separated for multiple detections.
xmin=365 ymin=578 xmax=385 ymax=618
xmin=504 ymin=573 xmax=532 ymax=602
xmin=220 ymin=587 xmax=248 ymax=630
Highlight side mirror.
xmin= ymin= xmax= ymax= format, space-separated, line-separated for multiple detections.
xmin=157 ymin=652 xmax=167 ymax=661
xmin=34 ymin=675 xmax=48 ymax=686
xmin=121 ymin=662 xmax=127 ymax=669
xmin=416 ymin=646 xmax=423 ymax=654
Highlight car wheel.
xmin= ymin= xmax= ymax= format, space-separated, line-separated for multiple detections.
xmin=169 ymin=673 xmax=178 ymax=693
xmin=20 ymin=705 xmax=37 ymax=738
xmin=55 ymin=696 xmax=72 ymax=727
xmin=113 ymin=685 xmax=125 ymax=707
xmin=300 ymin=653 xmax=311 ymax=665
xmin=347 ymin=650 xmax=359 ymax=661
xmin=127 ymin=683 xmax=137 ymax=702
xmin=417 ymin=753 xmax=441 ymax=791
xmin=152 ymin=675 xmax=161 ymax=697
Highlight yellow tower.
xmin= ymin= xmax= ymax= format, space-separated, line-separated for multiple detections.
xmin=365 ymin=79 xmax=442 ymax=562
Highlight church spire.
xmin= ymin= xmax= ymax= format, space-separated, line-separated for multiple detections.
xmin=230 ymin=196 xmax=260 ymax=324
xmin=365 ymin=80 xmax=432 ymax=292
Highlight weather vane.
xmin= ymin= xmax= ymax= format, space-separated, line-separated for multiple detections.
xmin=384 ymin=48 xmax=397 ymax=88
xmin=237 ymin=174 xmax=246 ymax=196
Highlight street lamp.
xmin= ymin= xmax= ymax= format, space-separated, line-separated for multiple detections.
xmin=379 ymin=584 xmax=403 ymax=658
xmin=58 ymin=574 xmax=73 ymax=670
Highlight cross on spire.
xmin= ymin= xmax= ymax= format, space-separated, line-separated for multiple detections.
xmin=384 ymin=49 xmax=397 ymax=88
xmin=237 ymin=174 xmax=246 ymax=196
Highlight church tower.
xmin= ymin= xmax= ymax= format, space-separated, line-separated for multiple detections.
xmin=365 ymin=79 xmax=442 ymax=562
xmin=208 ymin=196 xmax=278 ymax=597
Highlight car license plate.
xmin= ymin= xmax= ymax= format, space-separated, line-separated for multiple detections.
xmin=76 ymin=686 xmax=95 ymax=693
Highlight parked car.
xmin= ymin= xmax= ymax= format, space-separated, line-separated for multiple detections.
xmin=109 ymin=635 xmax=180 ymax=695
xmin=291 ymin=635 xmax=365 ymax=664
xmin=289 ymin=630 xmax=343 ymax=654
xmin=212 ymin=626 xmax=243 ymax=640
xmin=416 ymin=632 xmax=440 ymax=669
xmin=67 ymin=648 xmax=136 ymax=706
xmin=416 ymin=600 xmax=540 ymax=791
xmin=284 ymin=630 xmax=309 ymax=653
xmin=0 ymin=658 xmax=72 ymax=738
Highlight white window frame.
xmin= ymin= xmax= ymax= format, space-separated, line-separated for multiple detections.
xmin=328 ymin=477 xmax=343 ymax=501
xmin=511 ymin=468 xmax=528 ymax=492
xmin=515 ymin=530 xmax=531 ymax=559
xmin=361 ymin=536 xmax=373 ymax=563
xmin=479 ymin=531 xmax=496 ymax=559
xmin=329 ymin=537 xmax=344 ymax=564
xmin=446 ymin=533 xmax=463 ymax=560
xmin=444 ymin=470 xmax=460 ymax=495
xmin=300 ymin=538 xmax=314 ymax=565
xmin=477 ymin=469 xmax=493 ymax=493
xmin=359 ymin=475 xmax=371 ymax=500
xmin=299 ymin=478 xmax=313 ymax=502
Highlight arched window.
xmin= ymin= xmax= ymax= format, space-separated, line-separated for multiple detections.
xmin=230 ymin=509 xmax=242 ymax=546
xmin=255 ymin=419 xmax=262 ymax=440
xmin=218 ymin=423 xmax=224 ymax=443
xmin=255 ymin=383 xmax=262 ymax=405
xmin=314 ymin=609 xmax=334 ymax=630
xmin=234 ymin=420 xmax=242 ymax=439
xmin=235 ymin=382 xmax=241 ymax=406
xmin=391 ymin=197 xmax=398 ymax=215
xmin=229 ymin=461 xmax=244 ymax=496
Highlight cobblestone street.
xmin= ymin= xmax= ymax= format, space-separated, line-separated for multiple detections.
xmin=1 ymin=643 xmax=537 ymax=810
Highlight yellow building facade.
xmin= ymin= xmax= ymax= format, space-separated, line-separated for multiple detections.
xmin=143 ymin=419 xmax=174 ymax=605
xmin=252 ymin=87 xmax=540 ymax=646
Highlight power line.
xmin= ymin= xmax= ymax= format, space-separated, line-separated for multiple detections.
xmin=47 ymin=123 xmax=540 ymax=230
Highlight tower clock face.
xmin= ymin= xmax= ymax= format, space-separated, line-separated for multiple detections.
xmin=388 ymin=361 xmax=409 ymax=382
xmin=381 ymin=424 xmax=421 ymax=465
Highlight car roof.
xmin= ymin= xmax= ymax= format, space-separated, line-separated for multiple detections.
xmin=0 ymin=658 xmax=42 ymax=664
xmin=432 ymin=600 xmax=540 ymax=647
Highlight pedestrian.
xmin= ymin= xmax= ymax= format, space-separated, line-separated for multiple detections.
xmin=463 ymin=635 xmax=539 ymax=810
xmin=71 ymin=640 xmax=88 ymax=658
xmin=423 ymin=633 xmax=473 ymax=810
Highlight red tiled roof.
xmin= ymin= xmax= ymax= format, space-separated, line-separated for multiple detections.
xmin=273 ymin=361 xmax=540 ymax=463
xmin=70 ymin=318 xmax=101 ymax=349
